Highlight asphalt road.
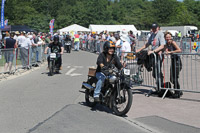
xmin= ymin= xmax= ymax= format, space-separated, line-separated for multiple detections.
xmin=0 ymin=50 xmax=199 ymax=133
xmin=0 ymin=50 xmax=150 ymax=133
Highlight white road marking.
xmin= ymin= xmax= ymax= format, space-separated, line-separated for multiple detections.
xmin=65 ymin=68 xmax=76 ymax=75
xmin=65 ymin=68 xmax=82 ymax=77
xmin=88 ymin=66 xmax=96 ymax=68
xmin=70 ymin=73 xmax=82 ymax=77
xmin=74 ymin=66 xmax=84 ymax=68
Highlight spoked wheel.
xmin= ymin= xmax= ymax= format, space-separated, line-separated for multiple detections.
xmin=85 ymin=89 xmax=96 ymax=107
xmin=111 ymin=87 xmax=133 ymax=116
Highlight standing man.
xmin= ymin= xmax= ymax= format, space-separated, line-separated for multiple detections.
xmin=136 ymin=23 xmax=165 ymax=91
xmin=74 ymin=32 xmax=80 ymax=51
xmin=18 ymin=32 xmax=30 ymax=69
xmin=120 ymin=35 xmax=131 ymax=63
xmin=178 ymin=31 xmax=181 ymax=41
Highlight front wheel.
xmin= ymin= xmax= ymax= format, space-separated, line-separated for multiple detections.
xmin=111 ymin=87 xmax=133 ymax=116
xmin=85 ymin=89 xmax=96 ymax=107
xmin=49 ymin=60 xmax=54 ymax=76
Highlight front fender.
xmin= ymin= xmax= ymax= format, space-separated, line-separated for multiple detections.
xmin=121 ymin=82 xmax=131 ymax=89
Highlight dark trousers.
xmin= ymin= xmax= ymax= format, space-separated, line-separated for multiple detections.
xmin=152 ymin=54 xmax=164 ymax=91
xmin=66 ymin=45 xmax=71 ymax=53
xmin=170 ymin=57 xmax=182 ymax=89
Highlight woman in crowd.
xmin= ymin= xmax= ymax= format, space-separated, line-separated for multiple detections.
xmin=148 ymin=31 xmax=182 ymax=98
xmin=4 ymin=33 xmax=18 ymax=73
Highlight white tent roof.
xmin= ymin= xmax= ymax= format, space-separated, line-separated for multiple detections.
xmin=58 ymin=24 xmax=90 ymax=32
xmin=89 ymin=24 xmax=138 ymax=33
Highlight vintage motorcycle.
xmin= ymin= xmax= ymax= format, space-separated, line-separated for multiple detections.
xmin=82 ymin=65 xmax=133 ymax=116
xmin=49 ymin=53 xmax=61 ymax=76
xmin=64 ymin=41 xmax=71 ymax=53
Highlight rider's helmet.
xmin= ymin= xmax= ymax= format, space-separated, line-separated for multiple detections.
xmin=103 ymin=41 xmax=115 ymax=54
xmin=53 ymin=35 xmax=59 ymax=43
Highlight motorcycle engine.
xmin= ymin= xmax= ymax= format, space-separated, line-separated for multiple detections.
xmin=109 ymin=75 xmax=117 ymax=83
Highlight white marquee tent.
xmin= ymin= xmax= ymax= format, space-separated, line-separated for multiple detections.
xmin=58 ymin=24 xmax=90 ymax=32
xmin=89 ymin=24 xmax=138 ymax=34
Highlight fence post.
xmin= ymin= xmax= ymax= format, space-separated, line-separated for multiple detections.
xmin=14 ymin=48 xmax=17 ymax=72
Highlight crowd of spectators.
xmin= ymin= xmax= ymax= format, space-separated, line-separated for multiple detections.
xmin=58 ymin=29 xmax=137 ymax=64
xmin=0 ymin=26 xmax=184 ymax=98
xmin=1 ymin=31 xmax=52 ymax=73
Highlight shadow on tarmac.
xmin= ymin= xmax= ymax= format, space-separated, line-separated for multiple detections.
xmin=41 ymin=71 xmax=62 ymax=76
xmin=79 ymin=89 xmax=129 ymax=117
xmin=78 ymin=101 xmax=128 ymax=118
xmin=132 ymin=88 xmax=200 ymax=102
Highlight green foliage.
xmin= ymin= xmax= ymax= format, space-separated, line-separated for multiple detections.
xmin=1 ymin=0 xmax=200 ymax=32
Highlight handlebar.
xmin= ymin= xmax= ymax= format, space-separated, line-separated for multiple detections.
xmin=44 ymin=52 xmax=63 ymax=55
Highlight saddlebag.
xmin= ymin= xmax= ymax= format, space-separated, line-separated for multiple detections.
xmin=88 ymin=67 xmax=96 ymax=77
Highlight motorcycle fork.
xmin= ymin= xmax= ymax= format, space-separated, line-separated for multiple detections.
xmin=116 ymin=80 xmax=127 ymax=104
xmin=116 ymin=80 xmax=121 ymax=99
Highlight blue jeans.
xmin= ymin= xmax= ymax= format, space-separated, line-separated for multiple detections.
xmin=74 ymin=41 xmax=79 ymax=51
xmin=94 ymin=72 xmax=106 ymax=98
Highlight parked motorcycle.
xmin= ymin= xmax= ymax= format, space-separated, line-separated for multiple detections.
xmin=49 ymin=53 xmax=61 ymax=76
xmin=82 ymin=66 xmax=133 ymax=116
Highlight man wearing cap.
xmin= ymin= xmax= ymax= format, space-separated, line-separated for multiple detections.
xmin=136 ymin=23 xmax=165 ymax=91
xmin=14 ymin=31 xmax=20 ymax=42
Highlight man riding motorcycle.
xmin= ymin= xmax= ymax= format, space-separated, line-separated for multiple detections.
xmin=44 ymin=35 xmax=64 ymax=70
xmin=94 ymin=41 xmax=123 ymax=102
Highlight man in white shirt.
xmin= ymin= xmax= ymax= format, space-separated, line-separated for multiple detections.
xmin=120 ymin=35 xmax=131 ymax=63
xmin=17 ymin=32 xmax=27 ymax=48
xmin=14 ymin=31 xmax=20 ymax=43
xmin=18 ymin=32 xmax=30 ymax=69
xmin=110 ymin=33 xmax=116 ymax=43
xmin=115 ymin=37 xmax=122 ymax=57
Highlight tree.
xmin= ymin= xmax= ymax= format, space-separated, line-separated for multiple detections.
xmin=1 ymin=0 xmax=200 ymax=32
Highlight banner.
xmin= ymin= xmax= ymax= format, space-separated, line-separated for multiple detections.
xmin=49 ymin=19 xmax=55 ymax=36
xmin=4 ymin=19 xmax=8 ymax=26
xmin=1 ymin=0 xmax=5 ymax=29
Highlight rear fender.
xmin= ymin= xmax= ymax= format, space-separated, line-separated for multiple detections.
xmin=82 ymin=82 xmax=95 ymax=90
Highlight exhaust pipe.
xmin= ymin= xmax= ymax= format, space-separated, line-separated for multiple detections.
xmin=82 ymin=82 xmax=94 ymax=90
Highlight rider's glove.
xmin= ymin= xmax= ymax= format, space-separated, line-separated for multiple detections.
xmin=101 ymin=66 xmax=109 ymax=76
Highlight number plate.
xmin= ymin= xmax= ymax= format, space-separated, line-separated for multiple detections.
xmin=65 ymin=42 xmax=71 ymax=45
xmin=50 ymin=53 xmax=56 ymax=58
xmin=124 ymin=69 xmax=130 ymax=75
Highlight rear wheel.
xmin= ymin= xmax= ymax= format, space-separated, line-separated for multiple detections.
xmin=85 ymin=89 xmax=96 ymax=107
xmin=111 ymin=87 xmax=133 ymax=116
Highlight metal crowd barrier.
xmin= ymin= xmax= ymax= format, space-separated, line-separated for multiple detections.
xmin=80 ymin=38 xmax=145 ymax=54
xmin=159 ymin=53 xmax=200 ymax=98
xmin=0 ymin=48 xmax=17 ymax=74
xmin=119 ymin=52 xmax=200 ymax=99
xmin=180 ymin=38 xmax=192 ymax=53
xmin=83 ymin=39 xmax=105 ymax=53
xmin=120 ymin=52 xmax=158 ymax=90
xmin=0 ymin=44 xmax=48 ymax=76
